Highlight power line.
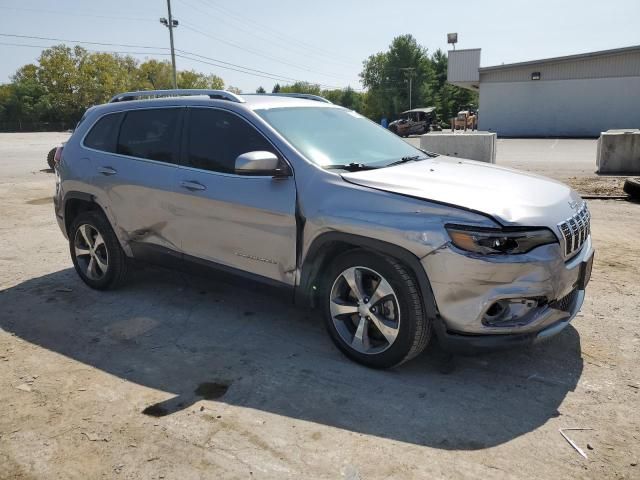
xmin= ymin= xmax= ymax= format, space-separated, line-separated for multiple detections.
xmin=175 ymin=53 xmax=343 ymax=88
xmin=175 ymin=50 xmax=302 ymax=83
xmin=2 ymin=4 xmax=362 ymax=88
xmin=0 ymin=33 xmax=169 ymax=51
xmin=179 ymin=21 xmax=348 ymax=81
xmin=0 ymin=41 xmax=290 ymax=84
xmin=0 ymin=5 xmax=155 ymax=22
xmin=175 ymin=53 xmax=302 ymax=84
xmin=0 ymin=41 xmax=170 ymax=57
xmin=197 ymin=0 xmax=356 ymax=66
xmin=179 ymin=0 xmax=354 ymax=69
xmin=174 ymin=0 xmax=354 ymax=80
xmin=0 ymin=33 xmax=347 ymax=89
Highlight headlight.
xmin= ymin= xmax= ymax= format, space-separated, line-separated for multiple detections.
xmin=446 ymin=225 xmax=558 ymax=255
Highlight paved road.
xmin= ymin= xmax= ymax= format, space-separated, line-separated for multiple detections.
xmin=406 ymin=136 xmax=598 ymax=179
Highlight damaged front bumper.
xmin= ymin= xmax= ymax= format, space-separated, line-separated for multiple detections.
xmin=422 ymin=235 xmax=593 ymax=352
xmin=433 ymin=288 xmax=585 ymax=353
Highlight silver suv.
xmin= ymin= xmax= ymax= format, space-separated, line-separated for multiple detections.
xmin=54 ymin=89 xmax=594 ymax=368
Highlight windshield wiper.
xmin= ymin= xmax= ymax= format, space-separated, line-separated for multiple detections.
xmin=384 ymin=155 xmax=428 ymax=168
xmin=418 ymin=148 xmax=439 ymax=158
xmin=323 ymin=163 xmax=379 ymax=171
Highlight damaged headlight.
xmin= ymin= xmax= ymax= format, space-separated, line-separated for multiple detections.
xmin=445 ymin=225 xmax=558 ymax=255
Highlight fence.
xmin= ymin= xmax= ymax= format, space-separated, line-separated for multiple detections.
xmin=0 ymin=121 xmax=75 ymax=132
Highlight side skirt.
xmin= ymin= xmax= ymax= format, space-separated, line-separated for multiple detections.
xmin=129 ymin=242 xmax=295 ymax=302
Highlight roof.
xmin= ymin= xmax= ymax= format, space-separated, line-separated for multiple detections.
xmin=109 ymin=89 xmax=332 ymax=107
xmin=240 ymin=94 xmax=336 ymax=110
xmin=401 ymin=107 xmax=436 ymax=114
xmin=93 ymin=90 xmax=338 ymax=115
xmin=480 ymin=44 xmax=640 ymax=72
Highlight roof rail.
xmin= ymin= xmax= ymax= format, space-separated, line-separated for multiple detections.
xmin=245 ymin=93 xmax=332 ymax=104
xmin=109 ymin=89 xmax=245 ymax=103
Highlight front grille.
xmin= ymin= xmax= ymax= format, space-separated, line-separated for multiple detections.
xmin=558 ymin=202 xmax=590 ymax=257
xmin=550 ymin=288 xmax=578 ymax=312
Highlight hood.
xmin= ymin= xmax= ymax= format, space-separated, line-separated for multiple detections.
xmin=341 ymin=156 xmax=583 ymax=227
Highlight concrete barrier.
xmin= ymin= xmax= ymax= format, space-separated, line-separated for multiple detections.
xmin=420 ymin=131 xmax=496 ymax=163
xmin=596 ymin=130 xmax=640 ymax=174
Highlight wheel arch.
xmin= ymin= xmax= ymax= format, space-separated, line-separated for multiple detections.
xmin=296 ymin=232 xmax=439 ymax=320
xmin=62 ymin=192 xmax=130 ymax=255
xmin=63 ymin=192 xmax=100 ymax=235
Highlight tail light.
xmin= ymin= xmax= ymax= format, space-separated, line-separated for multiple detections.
xmin=53 ymin=145 xmax=64 ymax=167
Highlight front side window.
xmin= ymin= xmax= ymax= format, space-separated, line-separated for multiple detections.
xmin=117 ymin=108 xmax=180 ymax=163
xmin=255 ymin=107 xmax=424 ymax=167
xmin=84 ymin=112 xmax=123 ymax=153
xmin=186 ymin=108 xmax=276 ymax=174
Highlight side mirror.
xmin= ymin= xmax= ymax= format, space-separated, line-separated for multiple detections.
xmin=234 ymin=151 xmax=291 ymax=177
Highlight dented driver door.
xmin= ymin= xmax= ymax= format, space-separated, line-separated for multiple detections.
xmin=172 ymin=107 xmax=298 ymax=285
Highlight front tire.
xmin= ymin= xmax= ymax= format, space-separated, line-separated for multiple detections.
xmin=69 ymin=210 xmax=128 ymax=290
xmin=321 ymin=250 xmax=431 ymax=368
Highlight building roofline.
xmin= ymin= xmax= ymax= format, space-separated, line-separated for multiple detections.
xmin=479 ymin=44 xmax=640 ymax=72
xmin=447 ymin=48 xmax=481 ymax=54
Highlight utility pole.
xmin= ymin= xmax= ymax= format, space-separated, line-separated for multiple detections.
xmin=160 ymin=0 xmax=179 ymax=89
xmin=400 ymin=67 xmax=416 ymax=110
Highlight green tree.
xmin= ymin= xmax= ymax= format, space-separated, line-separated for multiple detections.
xmin=278 ymin=81 xmax=321 ymax=95
xmin=359 ymin=37 xmax=477 ymax=123
xmin=226 ymin=85 xmax=242 ymax=94
xmin=339 ymin=86 xmax=362 ymax=111
xmin=0 ymin=44 xmax=230 ymax=130
xmin=178 ymin=70 xmax=224 ymax=89
xmin=321 ymin=89 xmax=343 ymax=104
xmin=319 ymin=87 xmax=364 ymax=111
xmin=76 ymin=52 xmax=140 ymax=112
xmin=256 ymin=86 xmax=266 ymax=93
xmin=360 ymin=34 xmax=432 ymax=120
xmin=36 ymin=45 xmax=84 ymax=122
xmin=6 ymin=64 xmax=49 ymax=127
xmin=272 ymin=83 xmax=281 ymax=93
xmin=137 ymin=59 xmax=174 ymax=90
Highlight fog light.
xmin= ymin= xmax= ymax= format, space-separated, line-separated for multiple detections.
xmin=483 ymin=298 xmax=540 ymax=327
xmin=484 ymin=301 xmax=508 ymax=321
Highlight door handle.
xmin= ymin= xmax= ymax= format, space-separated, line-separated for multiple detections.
xmin=98 ymin=166 xmax=117 ymax=176
xmin=180 ymin=180 xmax=206 ymax=191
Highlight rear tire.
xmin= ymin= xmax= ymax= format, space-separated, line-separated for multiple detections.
xmin=69 ymin=210 xmax=128 ymax=290
xmin=321 ymin=250 xmax=431 ymax=368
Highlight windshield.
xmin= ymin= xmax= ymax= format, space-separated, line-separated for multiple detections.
xmin=255 ymin=107 xmax=426 ymax=167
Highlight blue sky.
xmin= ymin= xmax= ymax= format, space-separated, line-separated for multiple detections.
xmin=1 ymin=0 xmax=639 ymax=91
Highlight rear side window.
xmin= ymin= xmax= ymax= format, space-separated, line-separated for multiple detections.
xmin=117 ymin=108 xmax=181 ymax=163
xmin=186 ymin=108 xmax=276 ymax=173
xmin=84 ymin=112 xmax=123 ymax=153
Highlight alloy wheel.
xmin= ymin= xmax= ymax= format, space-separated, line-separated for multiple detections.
xmin=74 ymin=224 xmax=109 ymax=281
xmin=329 ymin=266 xmax=401 ymax=355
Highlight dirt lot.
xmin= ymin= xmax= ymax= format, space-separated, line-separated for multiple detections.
xmin=1 ymin=133 xmax=639 ymax=479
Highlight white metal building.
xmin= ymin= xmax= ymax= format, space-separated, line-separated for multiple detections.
xmin=448 ymin=46 xmax=640 ymax=137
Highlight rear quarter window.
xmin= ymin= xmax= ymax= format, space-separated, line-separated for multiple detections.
xmin=83 ymin=112 xmax=124 ymax=153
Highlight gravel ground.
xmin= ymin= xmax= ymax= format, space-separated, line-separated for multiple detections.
xmin=1 ymin=133 xmax=639 ymax=479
